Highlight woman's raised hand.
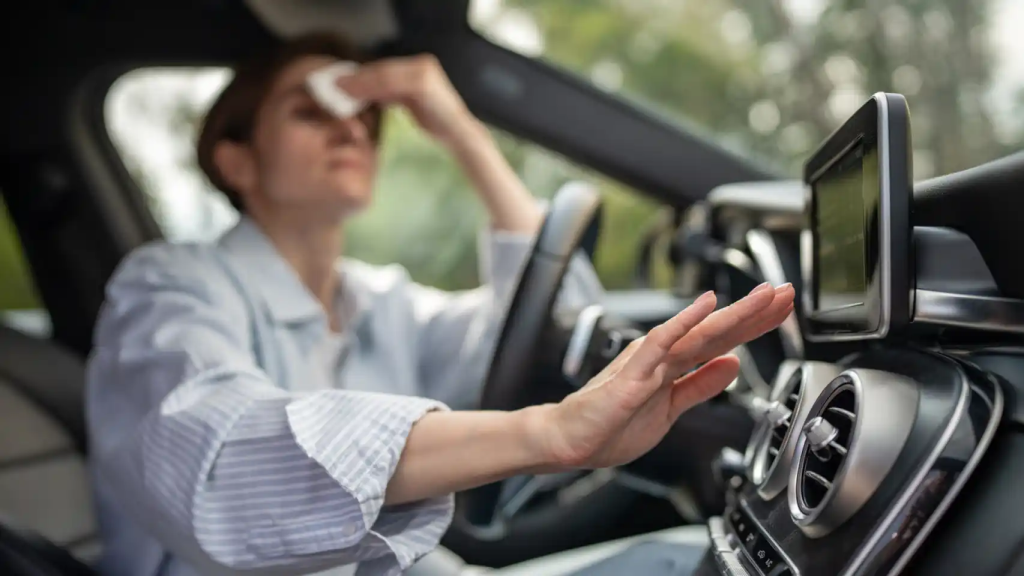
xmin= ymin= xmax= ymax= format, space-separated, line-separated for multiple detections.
xmin=337 ymin=54 xmax=477 ymax=149
xmin=537 ymin=283 xmax=795 ymax=469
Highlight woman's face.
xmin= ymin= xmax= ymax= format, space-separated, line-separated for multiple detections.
xmin=234 ymin=55 xmax=380 ymax=222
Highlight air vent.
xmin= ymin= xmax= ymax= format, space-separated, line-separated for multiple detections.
xmin=765 ymin=373 xmax=804 ymax=473
xmin=749 ymin=361 xmax=840 ymax=502
xmin=800 ymin=387 xmax=855 ymax=509
xmin=788 ymin=369 xmax=919 ymax=539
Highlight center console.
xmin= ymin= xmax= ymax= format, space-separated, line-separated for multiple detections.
xmin=705 ymin=350 xmax=1001 ymax=576
xmin=694 ymin=93 xmax=1009 ymax=576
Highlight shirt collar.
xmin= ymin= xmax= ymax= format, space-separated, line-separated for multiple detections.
xmin=217 ymin=216 xmax=370 ymax=331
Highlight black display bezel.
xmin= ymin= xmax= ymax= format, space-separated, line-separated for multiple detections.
xmin=801 ymin=93 xmax=912 ymax=341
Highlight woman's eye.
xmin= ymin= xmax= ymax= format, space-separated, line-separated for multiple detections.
xmin=295 ymin=105 xmax=329 ymax=122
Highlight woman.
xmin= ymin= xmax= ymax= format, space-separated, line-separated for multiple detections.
xmin=85 ymin=33 xmax=794 ymax=576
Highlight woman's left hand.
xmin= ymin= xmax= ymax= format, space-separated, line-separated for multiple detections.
xmin=339 ymin=53 xmax=542 ymax=233
xmin=337 ymin=54 xmax=481 ymax=150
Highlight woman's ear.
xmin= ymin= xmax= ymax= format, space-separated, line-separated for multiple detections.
xmin=212 ymin=140 xmax=257 ymax=200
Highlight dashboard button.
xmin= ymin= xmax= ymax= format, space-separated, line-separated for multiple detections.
xmin=750 ymin=539 xmax=782 ymax=574
xmin=729 ymin=509 xmax=743 ymax=526
xmin=742 ymin=530 xmax=758 ymax=552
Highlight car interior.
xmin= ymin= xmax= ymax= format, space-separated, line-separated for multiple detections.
xmin=2 ymin=1 xmax=1024 ymax=575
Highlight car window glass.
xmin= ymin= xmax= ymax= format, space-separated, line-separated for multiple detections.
xmin=0 ymin=195 xmax=51 ymax=337
xmin=105 ymin=67 xmax=673 ymax=290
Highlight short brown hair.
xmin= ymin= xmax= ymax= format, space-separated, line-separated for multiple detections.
xmin=196 ymin=32 xmax=382 ymax=212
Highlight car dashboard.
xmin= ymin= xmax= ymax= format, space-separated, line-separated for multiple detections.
xmin=678 ymin=94 xmax=1024 ymax=576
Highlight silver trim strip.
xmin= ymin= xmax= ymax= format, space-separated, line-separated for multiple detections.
xmin=884 ymin=379 xmax=1002 ymax=575
xmin=914 ymin=289 xmax=1024 ymax=334
xmin=746 ymin=228 xmax=804 ymax=357
xmin=708 ymin=516 xmax=753 ymax=575
xmin=562 ymin=304 xmax=603 ymax=381
xmin=707 ymin=181 xmax=806 ymax=214
xmin=840 ymin=361 xmax=972 ymax=575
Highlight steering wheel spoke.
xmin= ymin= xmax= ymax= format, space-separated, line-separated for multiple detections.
xmin=562 ymin=304 xmax=644 ymax=387
xmin=459 ymin=183 xmax=610 ymax=535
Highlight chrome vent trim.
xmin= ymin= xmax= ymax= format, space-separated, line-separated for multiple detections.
xmin=748 ymin=361 xmax=841 ymax=501
xmin=765 ymin=375 xmax=802 ymax=470
xmin=788 ymin=369 xmax=919 ymax=538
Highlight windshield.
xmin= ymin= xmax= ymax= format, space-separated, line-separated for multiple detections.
xmin=471 ymin=0 xmax=1024 ymax=180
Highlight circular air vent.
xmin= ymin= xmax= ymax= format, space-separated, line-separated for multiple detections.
xmin=799 ymin=386 xmax=855 ymax=509
xmin=765 ymin=374 xmax=803 ymax=472
xmin=748 ymin=361 xmax=840 ymax=501
xmin=788 ymin=369 xmax=919 ymax=538
xmin=748 ymin=367 xmax=801 ymax=487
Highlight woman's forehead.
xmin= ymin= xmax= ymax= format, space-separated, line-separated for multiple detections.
xmin=267 ymin=55 xmax=341 ymax=103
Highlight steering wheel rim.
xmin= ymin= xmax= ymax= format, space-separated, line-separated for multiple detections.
xmin=456 ymin=183 xmax=602 ymax=533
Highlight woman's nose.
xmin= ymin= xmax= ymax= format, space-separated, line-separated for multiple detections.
xmin=328 ymin=114 xmax=369 ymax=145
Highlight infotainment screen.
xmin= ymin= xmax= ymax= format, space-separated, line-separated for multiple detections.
xmin=814 ymin=141 xmax=871 ymax=315
xmin=802 ymin=93 xmax=911 ymax=341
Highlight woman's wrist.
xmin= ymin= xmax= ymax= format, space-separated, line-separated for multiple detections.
xmin=516 ymin=403 xmax=568 ymax=474
xmin=385 ymin=404 xmax=566 ymax=505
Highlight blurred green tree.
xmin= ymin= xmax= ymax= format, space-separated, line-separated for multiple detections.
xmin=0 ymin=198 xmax=39 ymax=310
xmin=490 ymin=0 xmax=1022 ymax=177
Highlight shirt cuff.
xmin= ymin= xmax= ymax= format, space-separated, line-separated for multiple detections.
xmin=354 ymin=495 xmax=455 ymax=576
xmin=287 ymin=390 xmax=453 ymax=573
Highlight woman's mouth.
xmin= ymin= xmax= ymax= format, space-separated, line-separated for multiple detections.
xmin=327 ymin=155 xmax=367 ymax=171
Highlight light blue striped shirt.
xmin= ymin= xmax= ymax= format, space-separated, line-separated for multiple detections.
xmin=85 ymin=216 xmax=603 ymax=576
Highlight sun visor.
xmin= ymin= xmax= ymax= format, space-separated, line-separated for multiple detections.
xmin=244 ymin=0 xmax=399 ymax=47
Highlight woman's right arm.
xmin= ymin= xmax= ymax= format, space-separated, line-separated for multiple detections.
xmin=88 ymin=244 xmax=793 ymax=575
xmin=86 ymin=244 xmax=454 ymax=575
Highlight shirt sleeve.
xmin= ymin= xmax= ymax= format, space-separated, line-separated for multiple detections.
xmin=412 ymin=224 xmax=605 ymax=408
xmin=86 ymin=244 xmax=451 ymax=576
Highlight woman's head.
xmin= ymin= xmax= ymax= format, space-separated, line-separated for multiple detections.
xmin=197 ymin=33 xmax=383 ymax=224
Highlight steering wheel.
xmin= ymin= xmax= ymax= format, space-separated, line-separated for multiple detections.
xmin=450 ymin=184 xmax=638 ymax=546
xmin=481 ymin=182 xmax=602 ymax=411
xmin=445 ymin=184 xmax=760 ymax=565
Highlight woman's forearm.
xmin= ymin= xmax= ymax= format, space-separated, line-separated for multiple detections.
xmin=384 ymin=404 xmax=559 ymax=506
xmin=446 ymin=118 xmax=544 ymax=234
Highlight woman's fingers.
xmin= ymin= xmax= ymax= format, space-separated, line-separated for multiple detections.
xmin=337 ymin=54 xmax=438 ymax=103
xmin=668 ymin=354 xmax=741 ymax=419
xmin=665 ymin=282 xmax=780 ymax=366
xmin=621 ymin=290 xmax=717 ymax=381
xmin=685 ymin=285 xmax=795 ymax=365
xmin=607 ymin=282 xmax=791 ymax=408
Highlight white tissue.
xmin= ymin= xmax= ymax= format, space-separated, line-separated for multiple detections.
xmin=305 ymin=61 xmax=364 ymax=119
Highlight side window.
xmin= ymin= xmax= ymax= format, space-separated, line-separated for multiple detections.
xmin=105 ymin=68 xmax=239 ymax=243
xmin=105 ymin=67 xmax=671 ymax=291
xmin=0 ymin=196 xmax=51 ymax=337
